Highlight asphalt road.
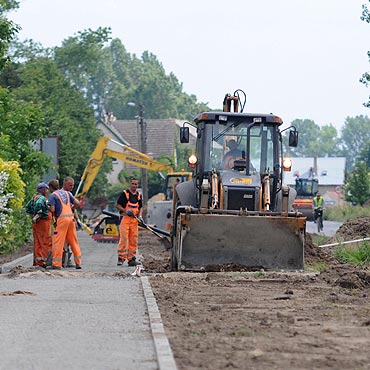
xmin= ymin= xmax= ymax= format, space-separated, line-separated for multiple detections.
xmin=0 ymin=232 xmax=171 ymax=370
xmin=305 ymin=220 xmax=342 ymax=237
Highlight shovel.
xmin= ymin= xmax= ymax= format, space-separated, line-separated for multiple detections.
xmin=102 ymin=210 xmax=172 ymax=250
xmin=133 ymin=215 xmax=172 ymax=250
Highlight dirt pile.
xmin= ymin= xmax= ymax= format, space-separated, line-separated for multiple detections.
xmin=329 ymin=216 xmax=370 ymax=242
xmin=305 ymin=217 xmax=370 ymax=288
xmin=139 ymin=228 xmax=171 ymax=273
xmin=320 ymin=266 xmax=370 ymax=289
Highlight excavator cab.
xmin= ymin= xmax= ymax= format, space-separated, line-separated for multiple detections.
xmin=173 ymin=93 xmax=306 ymax=271
xmin=164 ymin=172 xmax=193 ymax=200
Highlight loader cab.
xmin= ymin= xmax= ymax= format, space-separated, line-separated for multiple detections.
xmin=184 ymin=112 xmax=283 ymax=211
xmin=192 ymin=112 xmax=282 ymax=175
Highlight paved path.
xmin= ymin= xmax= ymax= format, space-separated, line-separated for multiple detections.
xmin=0 ymin=232 xmax=177 ymax=370
xmin=306 ymin=220 xmax=342 ymax=237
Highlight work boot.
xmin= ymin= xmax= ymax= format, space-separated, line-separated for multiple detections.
xmin=117 ymin=258 xmax=123 ymax=266
xmin=51 ymin=265 xmax=61 ymax=270
xmin=128 ymin=257 xmax=141 ymax=266
xmin=75 ymin=264 xmax=82 ymax=270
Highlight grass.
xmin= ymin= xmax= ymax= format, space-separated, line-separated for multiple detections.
xmin=333 ymin=241 xmax=370 ymax=266
xmin=325 ymin=204 xmax=370 ymax=222
xmin=310 ymin=234 xmax=330 ymax=247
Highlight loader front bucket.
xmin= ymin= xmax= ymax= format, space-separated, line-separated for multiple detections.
xmin=172 ymin=213 xmax=306 ymax=271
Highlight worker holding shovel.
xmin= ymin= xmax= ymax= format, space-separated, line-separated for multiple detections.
xmin=115 ymin=178 xmax=143 ymax=266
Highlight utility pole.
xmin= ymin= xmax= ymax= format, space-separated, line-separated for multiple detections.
xmin=128 ymin=102 xmax=148 ymax=221
xmin=138 ymin=104 xmax=148 ymax=222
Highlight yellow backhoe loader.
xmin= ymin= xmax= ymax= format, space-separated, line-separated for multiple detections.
xmin=170 ymin=90 xmax=306 ymax=271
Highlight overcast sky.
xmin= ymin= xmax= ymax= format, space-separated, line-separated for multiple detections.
xmin=9 ymin=0 xmax=370 ymax=130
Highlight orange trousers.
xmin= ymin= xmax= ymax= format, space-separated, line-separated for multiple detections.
xmin=52 ymin=217 xmax=82 ymax=268
xmin=117 ymin=216 xmax=138 ymax=262
xmin=32 ymin=218 xmax=52 ymax=267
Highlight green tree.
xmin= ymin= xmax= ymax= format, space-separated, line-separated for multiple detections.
xmin=345 ymin=161 xmax=370 ymax=206
xmin=0 ymin=86 xmax=51 ymax=198
xmin=3 ymin=55 xmax=106 ymax=199
xmin=283 ymin=119 xmax=339 ymax=157
xmin=340 ymin=115 xmax=370 ymax=172
xmin=284 ymin=119 xmax=319 ymax=157
xmin=308 ymin=124 xmax=339 ymax=157
xmin=359 ymin=141 xmax=370 ymax=168
xmin=361 ymin=1 xmax=370 ymax=107
xmin=12 ymin=58 xmax=99 ymax=175
xmin=53 ymin=27 xmax=112 ymax=117
xmin=53 ymin=29 xmax=209 ymax=121
xmin=0 ymin=0 xmax=20 ymax=69
xmin=5 ymin=27 xmax=209 ymax=202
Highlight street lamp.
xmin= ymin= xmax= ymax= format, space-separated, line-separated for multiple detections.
xmin=128 ymin=102 xmax=148 ymax=221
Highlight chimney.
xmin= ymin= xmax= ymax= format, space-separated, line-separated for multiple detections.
xmin=313 ymin=157 xmax=318 ymax=177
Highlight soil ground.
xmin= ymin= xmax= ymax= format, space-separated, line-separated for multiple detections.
xmin=138 ymin=220 xmax=370 ymax=370
xmin=2 ymin=219 xmax=370 ymax=370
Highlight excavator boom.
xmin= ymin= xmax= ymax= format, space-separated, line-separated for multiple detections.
xmin=75 ymin=136 xmax=173 ymax=199
xmin=75 ymin=136 xmax=192 ymax=241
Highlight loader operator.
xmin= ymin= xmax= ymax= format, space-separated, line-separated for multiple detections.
xmin=25 ymin=182 xmax=52 ymax=268
xmin=222 ymin=139 xmax=244 ymax=169
xmin=48 ymin=177 xmax=82 ymax=270
xmin=116 ymin=178 xmax=143 ymax=267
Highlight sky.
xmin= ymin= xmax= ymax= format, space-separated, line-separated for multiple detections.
xmin=8 ymin=0 xmax=370 ymax=131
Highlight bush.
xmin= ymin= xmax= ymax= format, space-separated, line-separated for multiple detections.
xmin=0 ymin=159 xmax=28 ymax=254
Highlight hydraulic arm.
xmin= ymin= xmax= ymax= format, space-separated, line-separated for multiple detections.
xmin=75 ymin=136 xmax=173 ymax=199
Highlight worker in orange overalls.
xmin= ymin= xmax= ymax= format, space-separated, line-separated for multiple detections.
xmin=61 ymin=177 xmax=79 ymax=268
xmin=25 ymin=182 xmax=52 ymax=268
xmin=48 ymin=178 xmax=82 ymax=270
xmin=115 ymin=177 xmax=143 ymax=266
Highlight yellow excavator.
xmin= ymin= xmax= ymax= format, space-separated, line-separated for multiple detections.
xmin=74 ymin=136 xmax=192 ymax=242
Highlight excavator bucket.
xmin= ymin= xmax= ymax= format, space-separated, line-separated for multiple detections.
xmin=172 ymin=214 xmax=306 ymax=271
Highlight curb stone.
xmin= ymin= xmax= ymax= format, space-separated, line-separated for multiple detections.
xmin=141 ymin=276 xmax=178 ymax=370
xmin=0 ymin=253 xmax=33 ymax=274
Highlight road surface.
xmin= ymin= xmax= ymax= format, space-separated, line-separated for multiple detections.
xmin=305 ymin=220 xmax=342 ymax=237
xmin=0 ymin=231 xmax=176 ymax=370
